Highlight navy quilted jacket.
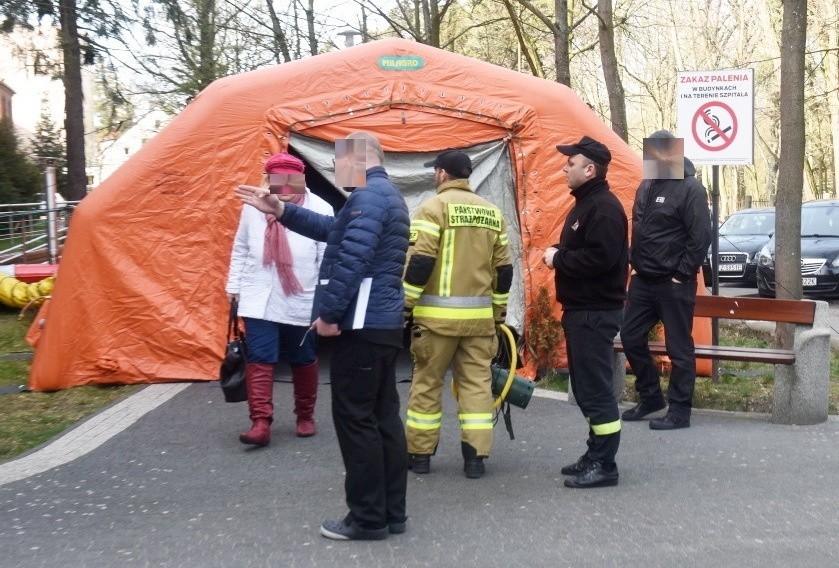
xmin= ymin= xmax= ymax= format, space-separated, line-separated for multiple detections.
xmin=280 ymin=166 xmax=410 ymax=330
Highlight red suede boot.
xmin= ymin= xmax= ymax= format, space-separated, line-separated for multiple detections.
xmin=239 ymin=362 xmax=275 ymax=446
xmin=292 ymin=360 xmax=319 ymax=437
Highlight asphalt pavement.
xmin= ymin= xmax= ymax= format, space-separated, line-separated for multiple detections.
xmin=2 ymin=345 xmax=838 ymax=568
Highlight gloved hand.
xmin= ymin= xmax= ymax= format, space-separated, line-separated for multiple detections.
xmin=403 ymin=309 xmax=414 ymax=329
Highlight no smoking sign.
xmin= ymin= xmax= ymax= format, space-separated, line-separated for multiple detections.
xmin=677 ymin=69 xmax=753 ymax=165
xmin=693 ymin=101 xmax=738 ymax=152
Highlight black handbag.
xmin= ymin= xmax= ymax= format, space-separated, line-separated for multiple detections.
xmin=219 ymin=299 xmax=248 ymax=403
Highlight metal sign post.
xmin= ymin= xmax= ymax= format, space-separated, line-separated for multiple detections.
xmin=677 ymin=69 xmax=754 ymax=381
xmin=44 ymin=163 xmax=59 ymax=264
xmin=711 ymin=165 xmax=720 ymax=382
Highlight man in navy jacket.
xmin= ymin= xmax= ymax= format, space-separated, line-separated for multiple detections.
xmin=235 ymin=131 xmax=410 ymax=541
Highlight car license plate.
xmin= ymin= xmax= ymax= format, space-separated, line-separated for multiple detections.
xmin=719 ymin=264 xmax=743 ymax=272
xmin=802 ymin=277 xmax=817 ymax=286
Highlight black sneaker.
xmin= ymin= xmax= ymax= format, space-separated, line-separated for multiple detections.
xmin=408 ymin=454 xmax=430 ymax=474
xmin=320 ymin=517 xmax=388 ymax=541
xmin=621 ymin=399 xmax=666 ymax=421
xmin=464 ymin=457 xmax=485 ymax=479
xmin=563 ymin=462 xmax=619 ymax=488
xmin=649 ymin=413 xmax=690 ymax=430
xmin=560 ymin=454 xmax=593 ymax=476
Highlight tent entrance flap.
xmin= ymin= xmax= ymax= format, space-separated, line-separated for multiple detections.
xmin=289 ymin=134 xmax=524 ymax=333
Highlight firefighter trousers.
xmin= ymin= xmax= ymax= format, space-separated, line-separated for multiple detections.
xmin=406 ymin=326 xmax=497 ymax=457
xmin=562 ymin=309 xmax=622 ymax=467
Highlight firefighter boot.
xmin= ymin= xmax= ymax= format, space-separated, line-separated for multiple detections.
xmin=239 ymin=363 xmax=275 ymax=447
xmin=292 ymin=360 xmax=319 ymax=437
xmin=462 ymin=442 xmax=486 ymax=479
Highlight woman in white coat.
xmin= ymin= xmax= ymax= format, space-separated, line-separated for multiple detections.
xmin=226 ymin=152 xmax=333 ymax=446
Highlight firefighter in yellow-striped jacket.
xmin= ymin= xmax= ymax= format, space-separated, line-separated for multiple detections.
xmin=403 ymin=149 xmax=513 ymax=479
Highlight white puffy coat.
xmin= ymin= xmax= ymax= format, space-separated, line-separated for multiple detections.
xmin=226 ymin=191 xmax=333 ymax=325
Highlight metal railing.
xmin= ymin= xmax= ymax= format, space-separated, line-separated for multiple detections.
xmin=736 ymin=198 xmax=772 ymax=210
xmin=0 ymin=202 xmax=80 ymax=264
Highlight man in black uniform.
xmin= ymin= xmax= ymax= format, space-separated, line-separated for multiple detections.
xmin=621 ymin=130 xmax=712 ymax=430
xmin=544 ymin=136 xmax=628 ymax=488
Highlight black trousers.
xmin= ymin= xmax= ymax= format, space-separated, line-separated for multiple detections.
xmin=621 ymin=275 xmax=697 ymax=418
xmin=562 ymin=309 xmax=622 ymax=466
xmin=330 ymin=333 xmax=408 ymax=531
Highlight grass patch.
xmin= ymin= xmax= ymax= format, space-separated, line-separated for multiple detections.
xmin=0 ymin=307 xmax=136 ymax=462
xmin=537 ymin=322 xmax=839 ymax=414
xmin=536 ymin=369 xmax=569 ymax=393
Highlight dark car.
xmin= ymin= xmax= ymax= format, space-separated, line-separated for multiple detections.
xmin=703 ymin=207 xmax=775 ymax=286
xmin=756 ymin=199 xmax=839 ymax=298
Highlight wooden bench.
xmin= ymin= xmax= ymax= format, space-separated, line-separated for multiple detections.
xmin=612 ymin=295 xmax=831 ymax=425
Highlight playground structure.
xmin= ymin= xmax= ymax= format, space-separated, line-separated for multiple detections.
xmin=0 ymin=202 xmax=72 ymax=308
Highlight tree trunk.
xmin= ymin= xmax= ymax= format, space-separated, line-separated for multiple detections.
xmin=426 ymin=0 xmax=439 ymax=48
xmin=554 ymin=0 xmax=570 ymax=86
xmin=825 ymin=18 xmax=839 ymax=196
xmin=514 ymin=0 xmax=570 ymax=85
xmin=597 ymin=0 xmax=627 ymax=141
xmin=266 ymin=0 xmax=291 ymax=62
xmin=305 ymin=0 xmax=317 ymax=55
xmin=197 ymin=0 xmax=217 ymax=91
xmin=774 ymin=0 xmax=807 ymax=349
xmin=503 ymin=0 xmax=544 ymax=78
xmin=58 ymin=0 xmax=87 ymax=201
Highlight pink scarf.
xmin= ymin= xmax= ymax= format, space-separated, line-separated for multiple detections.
xmin=263 ymin=193 xmax=305 ymax=295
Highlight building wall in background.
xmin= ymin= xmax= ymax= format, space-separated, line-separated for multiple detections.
xmin=0 ymin=26 xmax=166 ymax=191
xmin=0 ymin=28 xmax=65 ymax=139
xmin=0 ymin=81 xmax=14 ymax=124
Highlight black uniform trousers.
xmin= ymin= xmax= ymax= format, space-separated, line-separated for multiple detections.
xmin=621 ymin=275 xmax=697 ymax=418
xmin=330 ymin=331 xmax=408 ymax=531
xmin=562 ymin=308 xmax=623 ymax=467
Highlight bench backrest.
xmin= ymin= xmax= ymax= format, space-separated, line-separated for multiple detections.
xmin=694 ymin=295 xmax=816 ymax=325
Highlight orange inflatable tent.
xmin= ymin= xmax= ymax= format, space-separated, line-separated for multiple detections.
xmin=27 ymin=38 xmax=709 ymax=390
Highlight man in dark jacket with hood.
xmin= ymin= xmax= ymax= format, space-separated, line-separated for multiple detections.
xmin=544 ymin=135 xmax=628 ymax=488
xmin=235 ymin=131 xmax=410 ymax=541
xmin=621 ymin=130 xmax=712 ymax=430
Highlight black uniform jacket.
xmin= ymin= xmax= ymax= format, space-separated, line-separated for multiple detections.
xmin=629 ymin=158 xmax=712 ymax=283
xmin=551 ymin=177 xmax=629 ymax=311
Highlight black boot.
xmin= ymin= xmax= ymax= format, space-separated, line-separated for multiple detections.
xmin=461 ymin=442 xmax=485 ymax=479
xmin=621 ymin=398 xmax=666 ymax=421
xmin=408 ymin=454 xmax=430 ymax=474
xmin=564 ymin=462 xmax=619 ymax=488
xmin=560 ymin=454 xmax=593 ymax=476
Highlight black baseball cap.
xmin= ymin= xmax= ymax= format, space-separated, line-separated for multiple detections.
xmin=556 ymin=136 xmax=612 ymax=166
xmin=423 ymin=149 xmax=473 ymax=179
